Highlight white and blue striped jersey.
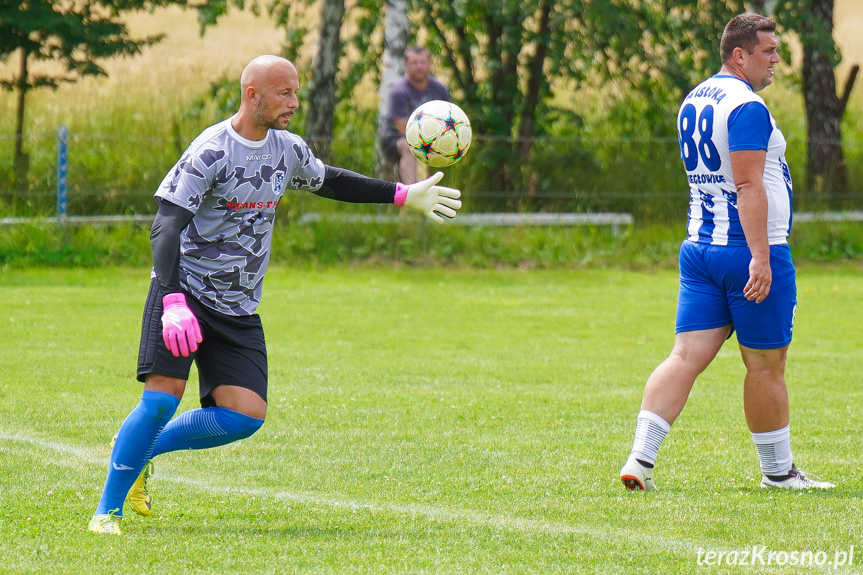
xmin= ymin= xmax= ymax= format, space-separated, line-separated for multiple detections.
xmin=678 ymin=75 xmax=793 ymax=247
xmin=154 ymin=117 xmax=326 ymax=316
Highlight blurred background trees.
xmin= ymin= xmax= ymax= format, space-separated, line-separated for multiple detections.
xmin=181 ymin=0 xmax=860 ymax=211
xmin=0 ymin=0 xmax=174 ymax=196
xmin=0 ymin=0 xmax=858 ymax=218
xmin=782 ymin=0 xmax=858 ymax=206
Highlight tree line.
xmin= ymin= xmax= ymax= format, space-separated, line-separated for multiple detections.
xmin=1 ymin=0 xmax=857 ymax=209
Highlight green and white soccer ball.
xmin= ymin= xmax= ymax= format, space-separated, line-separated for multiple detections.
xmin=405 ymin=100 xmax=472 ymax=168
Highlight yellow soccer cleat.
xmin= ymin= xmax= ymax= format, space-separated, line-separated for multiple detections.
xmin=127 ymin=460 xmax=154 ymax=516
xmin=88 ymin=513 xmax=122 ymax=535
xmin=109 ymin=435 xmax=153 ymax=516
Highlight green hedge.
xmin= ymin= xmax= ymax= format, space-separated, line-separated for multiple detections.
xmin=3 ymin=218 xmax=863 ymax=270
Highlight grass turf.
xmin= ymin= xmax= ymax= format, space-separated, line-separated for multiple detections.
xmin=1 ymin=266 xmax=861 ymax=574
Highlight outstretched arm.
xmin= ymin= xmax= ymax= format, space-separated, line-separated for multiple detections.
xmin=311 ymin=165 xmax=462 ymax=223
xmin=312 ymin=165 xmax=397 ymax=204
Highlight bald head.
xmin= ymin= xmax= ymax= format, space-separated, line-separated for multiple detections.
xmin=234 ymin=55 xmax=300 ymax=140
xmin=240 ymin=55 xmax=297 ymax=93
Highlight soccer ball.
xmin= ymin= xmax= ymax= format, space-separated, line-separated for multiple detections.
xmin=405 ymin=100 xmax=472 ymax=168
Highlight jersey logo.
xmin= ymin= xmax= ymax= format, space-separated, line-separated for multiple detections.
xmin=721 ymin=188 xmax=738 ymax=209
xmin=699 ymin=189 xmax=716 ymax=211
xmin=272 ymin=171 xmax=285 ymax=195
xmin=781 ymin=158 xmax=793 ymax=190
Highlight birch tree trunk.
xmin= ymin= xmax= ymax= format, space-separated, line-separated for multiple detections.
xmin=305 ymin=0 xmax=345 ymax=163
xmin=375 ymin=0 xmax=409 ymax=179
xmin=752 ymin=0 xmax=855 ymax=206
xmin=801 ymin=0 xmax=856 ymax=205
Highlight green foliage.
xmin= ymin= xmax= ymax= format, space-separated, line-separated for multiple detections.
xmin=194 ymin=0 xmax=254 ymax=31
xmin=6 ymin=217 xmax=863 ymax=271
xmin=200 ymin=0 xmax=600 ymax=199
xmin=0 ymin=0 xmax=169 ymax=89
xmin=327 ymin=102 xmax=377 ymax=174
xmin=2 ymin=78 xmax=861 ymax=223
xmin=582 ymin=0 xmax=744 ymax=133
xmin=413 ymin=0 xmax=588 ymax=195
xmin=181 ymin=76 xmax=240 ymax=127
xmin=790 ymin=220 xmax=863 ymax=261
xmin=777 ymin=0 xmax=842 ymax=69
xmin=151 ymin=0 xmax=860 ymax=214
xmin=0 ymin=128 xmax=181 ymax=218
xmin=0 ymin=0 xmax=183 ymax=191
xmin=191 ymin=0 xmax=310 ymax=62
xmin=341 ymin=0 xmax=383 ymax=103
xmin=1 ymin=1 xmax=861 ymax=221
xmin=0 ymin=221 xmax=152 ymax=267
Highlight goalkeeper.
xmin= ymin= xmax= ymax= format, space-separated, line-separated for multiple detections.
xmin=89 ymin=55 xmax=461 ymax=535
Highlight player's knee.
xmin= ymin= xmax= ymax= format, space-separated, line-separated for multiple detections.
xmin=220 ymin=407 xmax=265 ymax=440
xmin=396 ymin=137 xmax=412 ymax=156
xmin=143 ymin=373 xmax=187 ymax=400
xmin=237 ymin=416 xmax=265 ymax=440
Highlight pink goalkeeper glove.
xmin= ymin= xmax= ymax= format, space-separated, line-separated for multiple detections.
xmin=161 ymin=293 xmax=203 ymax=358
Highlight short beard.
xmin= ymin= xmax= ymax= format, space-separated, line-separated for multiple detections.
xmin=253 ymin=96 xmax=286 ymax=130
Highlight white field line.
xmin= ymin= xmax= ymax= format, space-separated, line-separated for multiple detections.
xmin=0 ymin=430 xmax=684 ymax=545
xmin=2 ymin=429 xmax=859 ymax=573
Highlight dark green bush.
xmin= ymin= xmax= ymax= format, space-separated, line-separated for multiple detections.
xmin=3 ymin=217 xmax=862 ymax=270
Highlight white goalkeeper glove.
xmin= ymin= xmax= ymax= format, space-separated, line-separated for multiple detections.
xmin=394 ymin=172 xmax=462 ymax=223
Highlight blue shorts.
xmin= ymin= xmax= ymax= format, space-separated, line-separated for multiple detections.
xmin=676 ymin=240 xmax=796 ymax=349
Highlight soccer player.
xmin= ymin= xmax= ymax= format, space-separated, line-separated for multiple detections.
xmin=384 ymin=46 xmax=450 ymax=184
xmin=618 ymin=13 xmax=833 ymax=491
xmin=88 ymin=55 xmax=462 ymax=535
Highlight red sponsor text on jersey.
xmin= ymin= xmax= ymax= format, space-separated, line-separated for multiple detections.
xmin=227 ymin=200 xmax=280 ymax=211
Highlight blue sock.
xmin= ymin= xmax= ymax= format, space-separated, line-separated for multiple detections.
xmin=150 ymin=407 xmax=264 ymax=457
xmin=94 ymin=390 xmax=180 ymax=516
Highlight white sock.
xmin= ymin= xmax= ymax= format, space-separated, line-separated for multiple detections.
xmin=751 ymin=424 xmax=793 ymax=476
xmin=630 ymin=410 xmax=671 ymax=466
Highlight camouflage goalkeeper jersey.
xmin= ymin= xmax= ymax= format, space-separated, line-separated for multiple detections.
xmin=154 ymin=117 xmax=325 ymax=316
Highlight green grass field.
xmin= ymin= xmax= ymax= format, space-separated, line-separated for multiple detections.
xmin=1 ymin=266 xmax=862 ymax=574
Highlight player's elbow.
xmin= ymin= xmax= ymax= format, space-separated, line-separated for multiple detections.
xmin=734 ymin=180 xmax=764 ymax=198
